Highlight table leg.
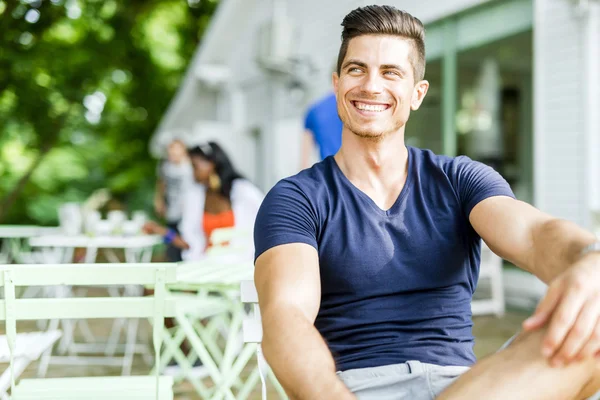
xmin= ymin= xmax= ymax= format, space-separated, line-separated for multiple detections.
xmin=160 ymin=325 xmax=213 ymax=397
xmin=175 ymin=309 xmax=237 ymax=400
xmin=121 ymin=317 xmax=139 ymax=376
xmin=211 ymin=343 xmax=258 ymax=400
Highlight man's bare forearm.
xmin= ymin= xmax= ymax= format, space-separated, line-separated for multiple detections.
xmin=530 ymin=218 xmax=597 ymax=283
xmin=261 ymin=305 xmax=354 ymax=400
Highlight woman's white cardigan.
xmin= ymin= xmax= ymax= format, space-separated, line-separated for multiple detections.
xmin=178 ymin=179 xmax=264 ymax=261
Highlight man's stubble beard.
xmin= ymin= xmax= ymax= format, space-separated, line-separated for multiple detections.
xmin=342 ymin=116 xmax=407 ymax=143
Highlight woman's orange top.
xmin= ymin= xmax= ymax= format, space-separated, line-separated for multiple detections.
xmin=203 ymin=210 xmax=235 ymax=249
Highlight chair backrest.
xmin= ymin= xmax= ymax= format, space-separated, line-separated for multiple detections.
xmin=210 ymin=228 xmax=252 ymax=246
xmin=0 ymin=262 xmax=177 ymax=399
xmin=240 ymin=280 xmax=262 ymax=343
xmin=207 ymin=227 xmax=254 ymax=259
xmin=241 ymin=280 xmax=276 ymax=400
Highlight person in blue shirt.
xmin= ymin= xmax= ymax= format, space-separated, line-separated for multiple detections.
xmin=253 ymin=5 xmax=600 ymax=400
xmin=301 ymin=91 xmax=343 ymax=169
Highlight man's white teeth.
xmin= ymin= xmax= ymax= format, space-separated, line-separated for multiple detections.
xmin=354 ymin=102 xmax=387 ymax=112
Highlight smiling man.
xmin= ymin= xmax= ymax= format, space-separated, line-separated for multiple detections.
xmin=253 ymin=5 xmax=600 ymax=400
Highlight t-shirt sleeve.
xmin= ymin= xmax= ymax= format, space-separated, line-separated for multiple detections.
xmin=450 ymin=156 xmax=516 ymax=218
xmin=253 ymin=179 xmax=319 ymax=262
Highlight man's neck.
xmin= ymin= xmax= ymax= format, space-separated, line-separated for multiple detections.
xmin=334 ymin=127 xmax=409 ymax=210
xmin=335 ymin=128 xmax=408 ymax=183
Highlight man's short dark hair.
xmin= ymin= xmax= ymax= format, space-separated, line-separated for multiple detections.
xmin=337 ymin=5 xmax=426 ymax=81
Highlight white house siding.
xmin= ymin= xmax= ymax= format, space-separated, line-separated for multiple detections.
xmin=585 ymin=1 xmax=600 ymax=227
xmin=150 ymin=0 xmax=263 ymax=157
xmin=149 ymin=85 xmax=219 ymax=157
xmin=533 ymin=0 xmax=589 ymax=227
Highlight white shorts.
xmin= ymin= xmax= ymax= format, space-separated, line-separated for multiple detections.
xmin=337 ymin=360 xmax=469 ymax=400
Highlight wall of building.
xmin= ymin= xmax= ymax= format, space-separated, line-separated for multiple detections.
xmin=533 ymin=0 xmax=593 ymax=227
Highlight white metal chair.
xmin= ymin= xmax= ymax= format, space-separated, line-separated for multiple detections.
xmin=27 ymin=234 xmax=162 ymax=376
xmin=240 ymin=280 xmax=288 ymax=400
xmin=472 ymin=242 xmax=505 ymax=317
xmin=0 ymin=330 xmax=62 ymax=400
xmin=0 ymin=263 xmax=177 ymax=400
xmin=165 ymin=263 xmax=255 ymax=398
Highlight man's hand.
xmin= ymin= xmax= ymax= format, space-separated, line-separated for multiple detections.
xmin=522 ymin=253 xmax=600 ymax=366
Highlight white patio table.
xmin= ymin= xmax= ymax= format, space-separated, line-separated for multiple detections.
xmin=0 ymin=225 xmax=61 ymax=264
xmin=29 ymin=234 xmax=162 ymax=264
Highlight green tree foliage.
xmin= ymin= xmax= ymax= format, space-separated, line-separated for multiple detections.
xmin=0 ymin=0 xmax=219 ymax=224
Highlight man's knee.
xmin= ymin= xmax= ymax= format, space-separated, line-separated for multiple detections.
xmin=506 ymin=328 xmax=600 ymax=399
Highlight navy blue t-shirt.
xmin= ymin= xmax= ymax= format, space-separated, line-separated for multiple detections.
xmin=304 ymin=93 xmax=343 ymax=160
xmin=254 ymin=146 xmax=515 ymax=372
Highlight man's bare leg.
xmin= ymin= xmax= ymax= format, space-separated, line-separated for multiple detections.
xmin=437 ymin=327 xmax=600 ymax=400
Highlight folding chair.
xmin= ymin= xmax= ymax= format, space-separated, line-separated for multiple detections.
xmin=472 ymin=242 xmax=505 ymax=317
xmin=163 ymin=260 xmax=256 ymax=400
xmin=240 ymin=280 xmax=287 ymax=400
xmin=0 ymin=263 xmax=177 ymax=400
xmin=0 ymin=330 xmax=62 ymax=400
xmin=153 ymin=292 xmax=231 ymax=398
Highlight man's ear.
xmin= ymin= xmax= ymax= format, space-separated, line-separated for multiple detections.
xmin=411 ymin=80 xmax=429 ymax=111
xmin=332 ymin=71 xmax=339 ymax=93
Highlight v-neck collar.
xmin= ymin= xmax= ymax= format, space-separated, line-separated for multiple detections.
xmin=330 ymin=146 xmax=413 ymax=216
